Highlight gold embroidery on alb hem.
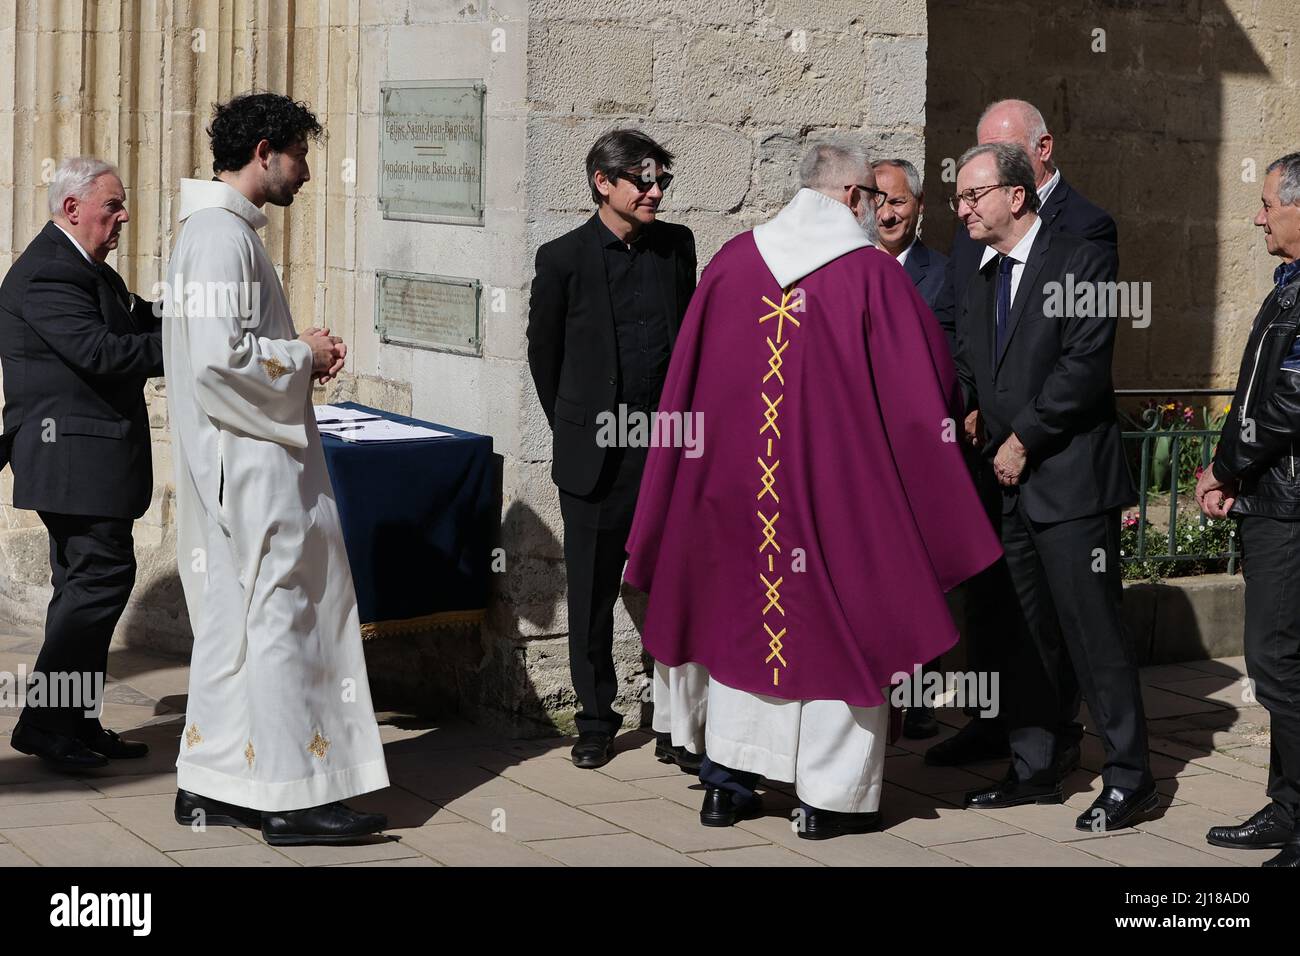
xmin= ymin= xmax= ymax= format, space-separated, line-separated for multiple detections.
xmin=244 ymin=741 xmax=255 ymax=768
xmin=307 ymin=732 xmax=330 ymax=759
xmin=185 ymin=724 xmax=203 ymax=749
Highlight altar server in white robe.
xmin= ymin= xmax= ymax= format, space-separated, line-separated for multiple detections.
xmin=164 ymin=93 xmax=389 ymax=845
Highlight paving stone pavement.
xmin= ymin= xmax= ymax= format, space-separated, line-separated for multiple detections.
xmin=0 ymin=632 xmax=1278 ymax=867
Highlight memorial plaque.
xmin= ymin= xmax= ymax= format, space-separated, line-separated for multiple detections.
xmin=379 ymin=80 xmax=485 ymax=225
xmin=375 ymin=270 xmax=481 ymax=356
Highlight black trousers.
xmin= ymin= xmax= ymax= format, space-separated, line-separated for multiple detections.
xmin=19 ymin=511 xmax=136 ymax=736
xmin=559 ymin=445 xmax=647 ymax=737
xmin=1000 ymin=500 xmax=1150 ymax=790
xmin=1238 ymin=516 xmax=1300 ymax=831
xmin=958 ymin=455 xmax=1019 ymax=737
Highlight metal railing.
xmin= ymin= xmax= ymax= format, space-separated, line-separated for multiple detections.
xmin=1116 ymin=388 xmax=1237 ymax=576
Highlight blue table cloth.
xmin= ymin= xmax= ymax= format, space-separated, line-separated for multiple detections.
xmin=319 ymin=402 xmax=494 ymax=636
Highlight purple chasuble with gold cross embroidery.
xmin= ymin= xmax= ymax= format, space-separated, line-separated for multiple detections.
xmin=625 ymin=189 xmax=1002 ymax=708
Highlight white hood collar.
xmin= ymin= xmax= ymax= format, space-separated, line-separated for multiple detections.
xmin=752 ymin=187 xmax=872 ymax=288
xmin=177 ymin=178 xmax=268 ymax=230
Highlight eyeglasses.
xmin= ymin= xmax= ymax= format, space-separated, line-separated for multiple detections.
xmin=612 ymin=168 xmax=674 ymax=193
xmin=948 ymin=183 xmax=1011 ymax=214
xmin=846 ymin=184 xmax=888 ymax=209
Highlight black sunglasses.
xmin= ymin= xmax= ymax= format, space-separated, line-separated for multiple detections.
xmin=612 ymin=168 xmax=674 ymax=193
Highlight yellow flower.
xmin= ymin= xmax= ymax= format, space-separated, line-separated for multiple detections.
xmin=1222 ymin=403 xmax=1231 ymax=414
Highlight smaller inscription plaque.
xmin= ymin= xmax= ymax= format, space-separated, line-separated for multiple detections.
xmin=375 ymin=270 xmax=481 ymax=356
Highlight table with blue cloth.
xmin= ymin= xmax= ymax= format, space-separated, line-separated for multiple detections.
xmin=319 ymin=402 xmax=495 ymax=638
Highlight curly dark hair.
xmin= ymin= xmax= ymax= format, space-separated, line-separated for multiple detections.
xmin=207 ymin=92 xmax=324 ymax=174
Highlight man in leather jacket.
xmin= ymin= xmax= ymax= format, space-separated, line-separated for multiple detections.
xmin=1197 ymin=151 xmax=1300 ymax=867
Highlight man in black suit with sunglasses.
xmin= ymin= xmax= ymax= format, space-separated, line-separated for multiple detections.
xmin=527 ymin=129 xmax=697 ymax=769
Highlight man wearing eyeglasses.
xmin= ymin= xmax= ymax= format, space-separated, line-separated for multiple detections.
xmin=527 ymin=129 xmax=697 ymax=770
xmin=927 ymin=98 xmax=1119 ymax=774
xmin=950 ymin=142 xmax=1150 ymax=831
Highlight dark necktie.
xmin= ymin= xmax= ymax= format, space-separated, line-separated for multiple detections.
xmin=995 ymin=253 xmax=1015 ymax=357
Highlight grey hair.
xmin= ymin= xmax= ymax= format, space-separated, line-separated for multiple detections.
xmin=47 ymin=156 xmax=119 ymax=217
xmin=799 ymin=139 xmax=871 ymax=191
xmin=871 ymin=158 xmax=922 ymax=199
xmin=956 ymin=143 xmax=1041 ymax=213
xmin=978 ymin=99 xmax=1049 ymax=151
xmin=1268 ymin=153 xmax=1300 ymax=206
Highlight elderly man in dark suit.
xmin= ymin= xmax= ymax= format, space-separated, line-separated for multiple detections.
xmin=527 ymin=129 xmax=697 ymax=769
xmin=949 ymin=142 xmax=1151 ymax=831
xmin=873 ymin=158 xmax=947 ymax=311
xmin=928 ymin=98 xmax=1120 ymax=770
xmin=0 ymin=157 xmax=163 ymax=770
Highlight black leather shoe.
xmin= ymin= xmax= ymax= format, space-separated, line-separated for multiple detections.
xmin=903 ymin=707 xmax=939 ymax=740
xmin=699 ymin=788 xmax=763 ymax=827
xmin=174 ymin=789 xmax=261 ymax=828
xmin=10 ymin=722 xmax=108 ymax=771
xmin=81 ymin=728 xmax=149 ymax=760
xmin=571 ymin=732 xmax=613 ymax=769
xmin=1074 ymin=781 xmax=1159 ymax=832
xmin=654 ymin=736 xmax=703 ymax=774
xmin=798 ymin=806 xmax=881 ymax=841
xmin=965 ymin=770 xmax=1063 ymax=809
xmin=262 ymin=803 xmax=388 ymax=846
xmin=1206 ymin=804 xmax=1293 ymax=850
xmin=1263 ymin=836 xmax=1300 ymax=867
xmin=925 ymin=720 xmax=1009 ymax=766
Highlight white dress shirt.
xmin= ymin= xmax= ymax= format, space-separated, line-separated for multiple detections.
xmin=893 ymin=236 xmax=918 ymax=268
xmin=52 ymin=221 xmax=96 ymax=265
xmin=1037 ymin=167 xmax=1061 ymax=206
xmin=980 ymin=213 xmax=1044 ymax=312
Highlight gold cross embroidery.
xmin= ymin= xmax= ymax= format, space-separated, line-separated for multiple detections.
xmin=759 ymin=392 xmax=783 ymax=438
xmin=261 ymin=357 xmax=291 ymax=382
xmin=763 ymin=337 xmax=789 ymax=386
xmin=756 ymin=457 xmax=780 ymax=503
xmin=758 ymin=290 xmax=801 ymax=343
xmin=758 ymin=509 xmax=780 ymax=553
xmin=760 ymin=572 xmax=785 ymax=615
xmin=764 ymin=622 xmax=788 ymax=666
xmin=307 ymin=732 xmax=330 ymax=759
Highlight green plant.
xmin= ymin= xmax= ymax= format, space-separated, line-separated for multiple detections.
xmin=1120 ymin=511 xmax=1235 ymax=582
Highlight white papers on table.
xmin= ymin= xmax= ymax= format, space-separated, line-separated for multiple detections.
xmin=318 ymin=417 xmax=453 ymax=443
xmin=314 ymin=404 xmax=382 ymax=425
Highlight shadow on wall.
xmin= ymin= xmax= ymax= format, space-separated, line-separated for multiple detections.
xmin=925 ymin=0 xmax=1268 ymax=390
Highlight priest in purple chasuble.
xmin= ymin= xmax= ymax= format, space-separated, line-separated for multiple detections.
xmin=625 ymin=142 xmax=1002 ymax=839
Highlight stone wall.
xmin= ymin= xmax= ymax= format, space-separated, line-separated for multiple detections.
xmin=926 ymin=0 xmax=1296 ymax=391
xmin=0 ymin=0 xmax=929 ymax=736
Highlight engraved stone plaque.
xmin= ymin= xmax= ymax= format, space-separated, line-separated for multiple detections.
xmin=375 ymin=270 xmax=481 ymax=356
xmin=379 ymin=80 xmax=485 ymax=225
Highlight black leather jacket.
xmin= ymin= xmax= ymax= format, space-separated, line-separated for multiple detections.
xmin=1213 ymin=273 xmax=1300 ymax=518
